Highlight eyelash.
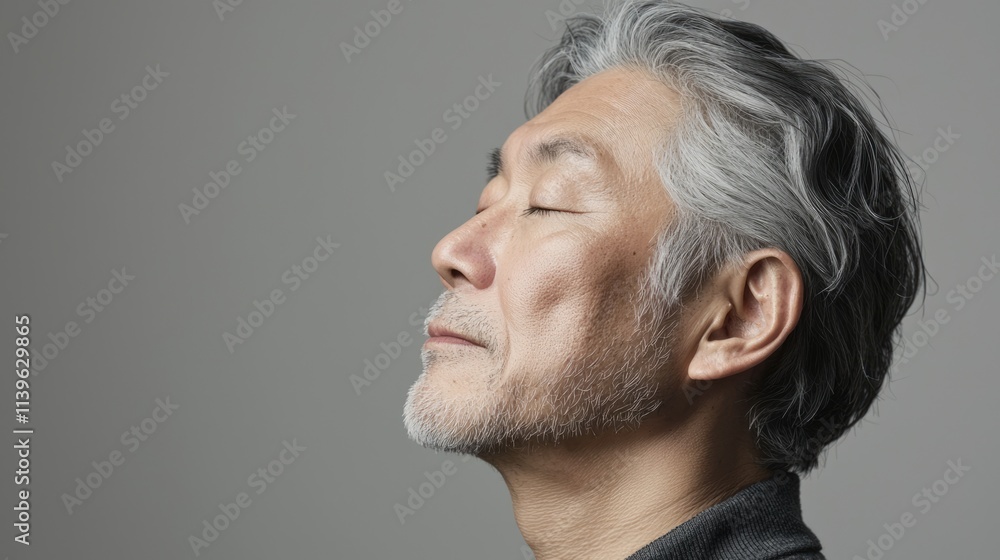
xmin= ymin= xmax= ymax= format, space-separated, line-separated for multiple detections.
xmin=487 ymin=151 xmax=501 ymax=181
xmin=521 ymin=206 xmax=556 ymax=217
xmin=474 ymin=207 xmax=558 ymax=216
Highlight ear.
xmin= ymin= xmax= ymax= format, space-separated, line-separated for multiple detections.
xmin=686 ymin=249 xmax=803 ymax=381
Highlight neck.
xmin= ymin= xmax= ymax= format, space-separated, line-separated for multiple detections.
xmin=480 ymin=395 xmax=771 ymax=560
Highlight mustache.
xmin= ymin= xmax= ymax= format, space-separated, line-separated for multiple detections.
xmin=424 ymin=291 xmax=492 ymax=349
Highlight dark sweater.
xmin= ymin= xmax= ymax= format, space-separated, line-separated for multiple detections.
xmin=625 ymin=470 xmax=825 ymax=559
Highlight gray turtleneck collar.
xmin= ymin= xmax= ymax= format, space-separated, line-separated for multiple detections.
xmin=625 ymin=470 xmax=825 ymax=559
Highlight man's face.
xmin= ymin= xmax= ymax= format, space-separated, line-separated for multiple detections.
xmin=403 ymin=66 xmax=686 ymax=456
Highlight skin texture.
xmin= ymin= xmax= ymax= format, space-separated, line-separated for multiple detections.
xmin=402 ymin=66 xmax=804 ymax=560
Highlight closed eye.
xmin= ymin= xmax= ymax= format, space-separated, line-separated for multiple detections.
xmin=521 ymin=207 xmax=557 ymax=217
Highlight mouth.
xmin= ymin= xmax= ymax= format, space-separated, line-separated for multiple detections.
xmin=426 ymin=323 xmax=482 ymax=347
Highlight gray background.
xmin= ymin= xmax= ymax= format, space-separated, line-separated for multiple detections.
xmin=1 ymin=0 xmax=996 ymax=558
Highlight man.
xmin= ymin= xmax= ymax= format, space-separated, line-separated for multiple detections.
xmin=402 ymin=1 xmax=925 ymax=558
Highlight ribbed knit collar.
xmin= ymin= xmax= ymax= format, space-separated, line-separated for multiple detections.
xmin=625 ymin=470 xmax=825 ymax=559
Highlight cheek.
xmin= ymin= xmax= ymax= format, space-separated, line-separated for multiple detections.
xmin=498 ymin=230 xmax=635 ymax=367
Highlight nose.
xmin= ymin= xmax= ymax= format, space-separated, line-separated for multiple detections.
xmin=431 ymin=212 xmax=497 ymax=290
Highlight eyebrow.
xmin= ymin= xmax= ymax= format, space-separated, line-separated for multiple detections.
xmin=486 ymin=135 xmax=599 ymax=181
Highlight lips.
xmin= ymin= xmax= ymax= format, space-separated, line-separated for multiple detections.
xmin=427 ymin=323 xmax=481 ymax=346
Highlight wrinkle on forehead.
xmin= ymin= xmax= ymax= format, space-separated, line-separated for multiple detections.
xmin=528 ymin=66 xmax=682 ymax=195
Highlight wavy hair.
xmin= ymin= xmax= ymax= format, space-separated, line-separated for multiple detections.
xmin=524 ymin=0 xmax=927 ymax=474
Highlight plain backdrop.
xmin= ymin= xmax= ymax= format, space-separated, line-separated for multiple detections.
xmin=1 ymin=0 xmax=996 ymax=558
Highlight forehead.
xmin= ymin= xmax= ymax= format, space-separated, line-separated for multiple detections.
xmin=504 ymin=66 xmax=682 ymax=182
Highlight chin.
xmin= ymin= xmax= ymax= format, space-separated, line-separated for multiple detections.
xmin=408 ymin=358 xmax=540 ymax=455
xmin=404 ymin=370 xmax=480 ymax=452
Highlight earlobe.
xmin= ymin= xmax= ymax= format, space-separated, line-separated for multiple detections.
xmin=686 ymin=250 xmax=803 ymax=382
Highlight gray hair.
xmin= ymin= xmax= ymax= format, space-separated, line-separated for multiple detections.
xmin=524 ymin=0 xmax=927 ymax=474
